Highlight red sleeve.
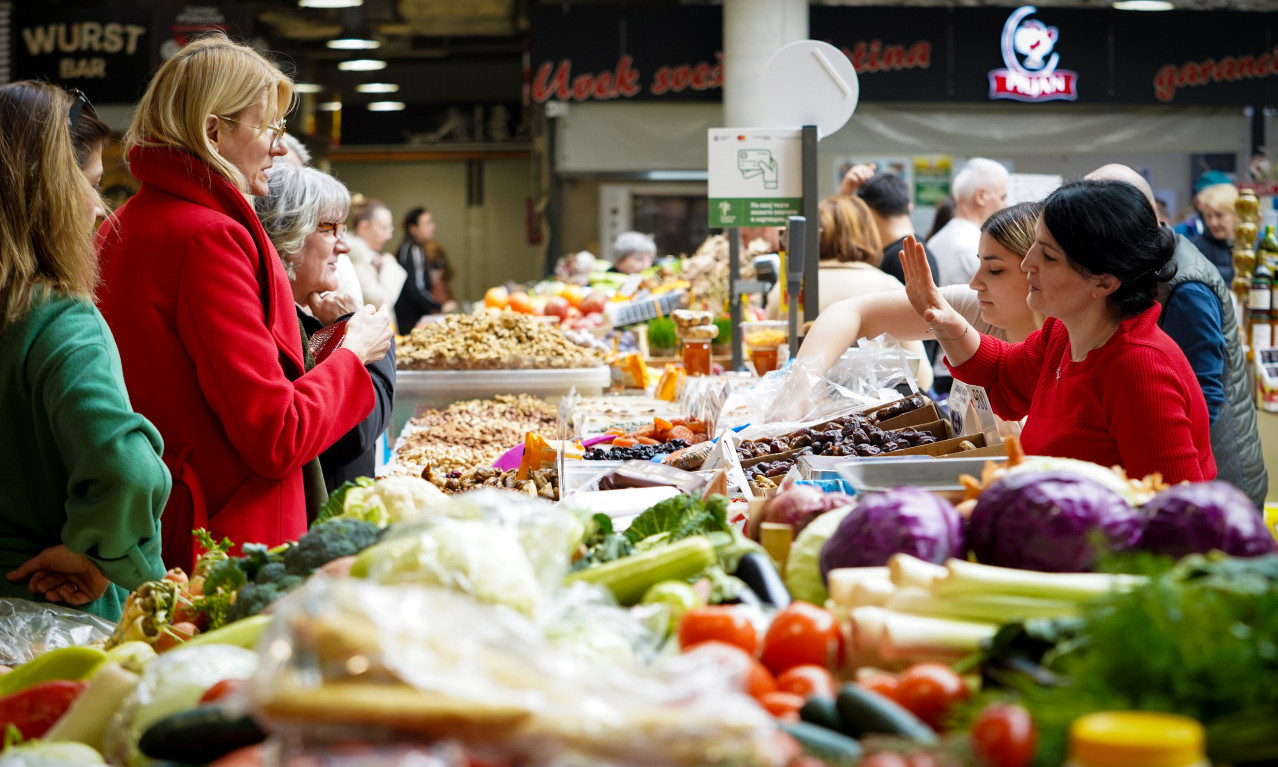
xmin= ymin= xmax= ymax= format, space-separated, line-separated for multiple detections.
xmin=946 ymin=326 xmax=1051 ymax=422
xmin=1102 ymin=347 xmax=1210 ymax=484
xmin=174 ymin=227 xmax=375 ymax=479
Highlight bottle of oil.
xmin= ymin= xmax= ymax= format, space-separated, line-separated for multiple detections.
xmin=1249 ymin=258 xmax=1273 ymax=357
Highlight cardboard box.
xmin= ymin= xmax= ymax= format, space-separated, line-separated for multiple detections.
xmin=937 ymin=442 xmax=1007 ymax=459
xmin=888 ymin=432 xmax=987 ymax=457
xmin=874 ymin=401 xmax=942 ymax=430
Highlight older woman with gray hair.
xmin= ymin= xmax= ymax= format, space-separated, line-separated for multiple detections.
xmin=255 ymin=164 xmax=396 ymax=493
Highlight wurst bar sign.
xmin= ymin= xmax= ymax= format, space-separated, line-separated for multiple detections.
xmin=530 ymin=5 xmax=1276 ymax=106
xmin=11 ymin=7 xmax=150 ymax=102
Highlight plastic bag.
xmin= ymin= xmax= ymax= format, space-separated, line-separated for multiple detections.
xmin=826 ymin=333 xmax=920 ymax=401
xmin=0 ymin=599 xmax=115 ymax=666
xmin=253 ymin=578 xmax=786 ymax=767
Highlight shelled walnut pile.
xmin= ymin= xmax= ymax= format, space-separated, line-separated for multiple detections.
xmin=389 ymin=394 xmax=559 ymax=476
xmin=398 ymin=314 xmax=605 ymax=370
xmin=423 ymin=465 xmax=560 ymax=500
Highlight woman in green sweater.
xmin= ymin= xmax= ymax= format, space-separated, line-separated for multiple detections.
xmin=0 ymin=82 xmax=169 ymax=621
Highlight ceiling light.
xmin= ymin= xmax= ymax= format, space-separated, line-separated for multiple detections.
xmin=327 ymin=37 xmax=379 ymax=50
xmin=293 ymin=82 xmax=322 ymax=94
xmin=1112 ymin=0 xmax=1174 ymax=9
xmin=337 ymin=59 xmax=386 ymax=72
xmin=367 ymin=101 xmax=405 ymax=112
xmin=317 ymin=101 xmax=343 ymax=111
xmin=298 ymin=0 xmax=362 ymax=7
xmin=356 ymin=82 xmax=399 ymax=93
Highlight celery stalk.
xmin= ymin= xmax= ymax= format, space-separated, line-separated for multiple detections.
xmin=934 ymin=559 xmax=1146 ymax=602
xmin=886 ymin=586 xmax=1080 ymax=623
xmin=888 ymin=554 xmax=949 ymax=589
xmin=827 ymin=567 xmax=893 ymax=609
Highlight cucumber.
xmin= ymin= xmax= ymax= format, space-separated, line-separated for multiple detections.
xmin=734 ymin=552 xmax=791 ymax=608
xmin=780 ymin=720 xmax=864 ymax=766
xmin=138 ymin=706 xmax=267 ymax=761
xmin=836 ymin=683 xmax=937 ymax=744
xmin=0 ymin=646 xmax=104 ymax=697
xmin=565 ymin=536 xmax=717 ymax=605
xmin=800 ymin=695 xmax=848 ymax=734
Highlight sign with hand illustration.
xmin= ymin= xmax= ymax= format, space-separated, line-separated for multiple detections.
xmin=708 ymin=129 xmax=802 ymax=227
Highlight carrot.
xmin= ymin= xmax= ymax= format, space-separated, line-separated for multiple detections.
xmin=635 ymin=436 xmax=660 ymax=446
xmin=612 ymin=437 xmax=638 ymax=448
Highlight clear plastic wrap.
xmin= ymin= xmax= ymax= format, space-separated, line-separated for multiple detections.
xmin=253 ymin=578 xmax=786 ymax=767
xmin=0 ymin=598 xmax=115 ymax=666
xmin=826 ymin=333 xmax=920 ymax=400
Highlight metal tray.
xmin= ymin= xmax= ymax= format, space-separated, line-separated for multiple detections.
xmin=832 ymin=454 xmax=1008 ymax=493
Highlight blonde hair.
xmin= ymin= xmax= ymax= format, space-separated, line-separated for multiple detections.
xmin=1196 ymin=183 xmax=1238 ymax=215
xmin=0 ymin=82 xmax=100 ymax=328
xmin=819 ymin=195 xmax=883 ymax=265
xmin=125 ymin=33 xmax=294 ymax=194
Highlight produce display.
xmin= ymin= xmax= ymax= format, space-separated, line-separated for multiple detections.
xmin=389 ymin=394 xmax=559 ymax=477
xmin=2 ymin=380 xmax=1275 ymax=767
xmin=396 ymin=313 xmax=604 ymax=370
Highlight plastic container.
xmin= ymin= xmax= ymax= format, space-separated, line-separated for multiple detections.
xmin=1065 ymin=712 xmax=1209 ymax=767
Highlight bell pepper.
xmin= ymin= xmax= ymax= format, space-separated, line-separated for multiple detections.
xmin=0 ymin=679 xmax=88 ymax=739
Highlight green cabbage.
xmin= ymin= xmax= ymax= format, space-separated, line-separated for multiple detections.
xmin=785 ymin=504 xmax=855 ymax=605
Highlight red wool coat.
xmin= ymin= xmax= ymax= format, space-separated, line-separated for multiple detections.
xmin=97 ymin=146 xmax=374 ymax=570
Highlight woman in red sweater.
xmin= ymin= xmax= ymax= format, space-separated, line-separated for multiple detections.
xmin=900 ymin=179 xmax=1215 ymax=484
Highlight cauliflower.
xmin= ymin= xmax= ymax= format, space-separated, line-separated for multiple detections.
xmin=321 ymin=476 xmax=447 ymax=528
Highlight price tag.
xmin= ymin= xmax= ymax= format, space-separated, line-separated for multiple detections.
xmin=705 ymin=380 xmax=732 ymax=436
xmin=947 ymin=381 xmax=972 ymax=436
xmin=968 ymin=385 xmax=1001 ymax=445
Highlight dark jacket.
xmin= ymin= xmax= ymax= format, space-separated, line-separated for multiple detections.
xmin=1188 ymin=231 xmax=1234 ymax=285
xmin=1157 ymin=235 xmax=1267 ymax=507
xmin=394 ymin=240 xmax=442 ymax=331
xmin=299 ymin=309 xmax=396 ymax=491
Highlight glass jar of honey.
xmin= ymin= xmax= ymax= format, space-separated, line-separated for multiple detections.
xmin=682 ymin=340 xmax=711 ymax=376
xmin=750 ymin=346 xmax=780 ymax=375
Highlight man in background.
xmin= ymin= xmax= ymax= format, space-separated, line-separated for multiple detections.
xmin=855 ymin=171 xmax=940 ymax=284
xmin=927 ymin=157 xmax=1009 ymax=286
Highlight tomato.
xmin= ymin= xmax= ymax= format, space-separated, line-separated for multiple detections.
xmin=895 ymin=663 xmax=970 ymax=731
xmin=775 ymin=665 xmax=836 ymax=700
xmin=691 ymin=641 xmax=775 ymax=699
xmin=858 ymin=673 xmax=902 ymax=703
xmin=678 ymin=605 xmax=758 ymax=655
xmin=970 ymin=703 xmax=1037 ymax=767
xmin=759 ymin=602 xmax=844 ymax=676
xmin=507 ymin=291 xmax=533 ymax=314
xmin=484 ymin=286 xmax=509 ymax=309
xmin=861 ymin=753 xmax=911 ymax=767
xmin=199 ymin=678 xmax=248 ymax=705
xmin=758 ymin=691 xmax=805 ymax=721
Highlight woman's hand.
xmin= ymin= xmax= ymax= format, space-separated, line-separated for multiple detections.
xmin=340 ymin=305 xmax=393 ymax=365
xmin=308 ymin=291 xmax=360 ymax=326
xmin=900 ymin=235 xmax=980 ymax=366
xmin=7 ymin=545 xmax=110 ymax=606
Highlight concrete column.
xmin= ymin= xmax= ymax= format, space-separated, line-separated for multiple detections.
xmin=722 ymin=0 xmax=808 ymax=128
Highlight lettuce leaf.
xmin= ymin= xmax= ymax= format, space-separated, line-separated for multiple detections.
xmin=623 ymin=493 xmax=730 ymax=544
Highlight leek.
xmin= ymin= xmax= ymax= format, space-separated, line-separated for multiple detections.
xmin=888 ymin=554 xmax=949 ymax=589
xmin=934 ymin=559 xmax=1146 ymax=602
xmin=827 ymin=567 xmax=893 ymax=609
xmin=885 ymin=586 xmax=1080 ymax=623
xmin=850 ymin=606 xmax=997 ymax=662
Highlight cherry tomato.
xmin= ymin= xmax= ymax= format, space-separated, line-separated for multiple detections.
xmin=895 ymin=663 xmax=970 ymax=731
xmin=775 ymin=664 xmax=837 ymax=700
xmin=970 ymin=703 xmax=1037 ymax=767
xmin=678 ymin=605 xmax=758 ymax=655
xmin=858 ymin=673 xmax=902 ymax=703
xmin=758 ymin=691 xmax=805 ymax=721
xmin=759 ymin=601 xmax=844 ymax=675
xmin=861 ymin=753 xmax=911 ymax=767
xmin=199 ymin=678 xmax=248 ymax=705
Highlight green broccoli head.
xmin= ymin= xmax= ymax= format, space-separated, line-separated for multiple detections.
xmin=255 ymin=562 xmax=289 ymax=585
xmin=284 ymin=518 xmax=383 ymax=576
xmin=226 ymin=575 xmax=305 ymax=623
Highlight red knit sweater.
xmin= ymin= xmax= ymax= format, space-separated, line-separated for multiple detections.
xmin=949 ymin=303 xmax=1216 ymax=484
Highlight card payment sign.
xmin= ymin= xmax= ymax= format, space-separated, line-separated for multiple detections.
xmin=708 ymin=129 xmax=803 ymax=228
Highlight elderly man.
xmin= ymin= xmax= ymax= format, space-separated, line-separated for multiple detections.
xmin=347 ymin=196 xmax=405 ymax=313
xmin=927 ymin=158 xmax=1009 ymax=286
xmin=1087 ymin=163 xmax=1266 ymax=507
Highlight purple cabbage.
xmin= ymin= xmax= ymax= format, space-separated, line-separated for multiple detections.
xmin=748 ymin=485 xmax=856 ymax=541
xmin=1139 ymin=481 xmax=1277 ymax=559
xmin=968 ymin=471 xmax=1143 ymax=572
xmin=819 ymin=486 xmax=963 ymax=581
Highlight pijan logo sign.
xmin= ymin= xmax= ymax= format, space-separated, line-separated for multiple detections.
xmin=988 ymin=6 xmax=1079 ymax=102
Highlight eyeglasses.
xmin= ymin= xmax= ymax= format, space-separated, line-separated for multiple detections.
xmin=317 ymin=221 xmax=348 ymax=239
xmin=218 ymin=115 xmax=287 ymax=149
xmin=67 ymin=88 xmax=92 ymax=130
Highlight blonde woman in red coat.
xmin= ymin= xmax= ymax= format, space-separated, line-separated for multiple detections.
xmin=96 ymin=34 xmax=393 ymax=570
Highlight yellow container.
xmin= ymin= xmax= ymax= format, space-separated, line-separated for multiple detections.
xmin=1065 ymin=712 xmax=1208 ymax=767
xmin=1265 ymin=503 xmax=1278 ymax=542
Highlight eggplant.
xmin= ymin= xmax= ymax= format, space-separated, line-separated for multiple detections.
xmin=734 ymin=552 xmax=791 ymax=608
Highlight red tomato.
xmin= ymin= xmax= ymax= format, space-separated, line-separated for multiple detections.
xmin=775 ymin=664 xmax=837 ymax=700
xmin=861 ymin=754 xmax=911 ymax=767
xmin=691 ymin=641 xmax=775 ymax=699
xmin=970 ymin=703 xmax=1037 ymax=767
xmin=199 ymin=678 xmax=248 ymax=705
xmin=758 ymin=691 xmax=805 ymax=721
xmin=678 ymin=605 xmax=758 ymax=655
xmin=858 ymin=673 xmax=902 ymax=703
xmin=759 ymin=602 xmax=844 ymax=676
xmin=895 ymin=663 xmax=970 ymax=731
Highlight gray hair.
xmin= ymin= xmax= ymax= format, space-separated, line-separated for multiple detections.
xmin=613 ymin=230 xmax=656 ymax=260
xmin=952 ymin=157 xmax=1009 ymax=204
xmin=255 ymin=163 xmax=350 ymax=278
xmin=278 ymin=132 xmax=312 ymax=166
